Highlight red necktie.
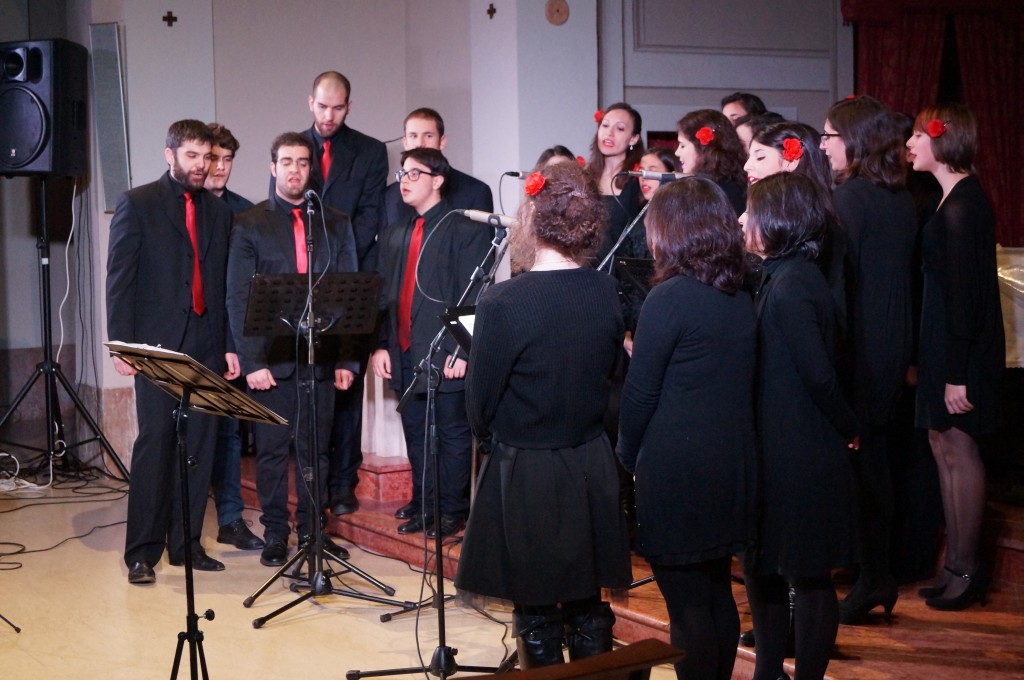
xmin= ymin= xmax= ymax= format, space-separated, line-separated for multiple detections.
xmin=397 ymin=217 xmax=425 ymax=352
xmin=183 ymin=192 xmax=205 ymax=315
xmin=321 ymin=140 xmax=332 ymax=182
xmin=292 ymin=208 xmax=308 ymax=274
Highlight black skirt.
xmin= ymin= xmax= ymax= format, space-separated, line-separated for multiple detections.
xmin=454 ymin=434 xmax=632 ymax=605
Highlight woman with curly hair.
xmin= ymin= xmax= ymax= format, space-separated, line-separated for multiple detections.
xmin=906 ymin=103 xmax=1003 ymax=610
xmin=618 ymin=177 xmax=756 ymax=680
xmin=456 ymin=161 xmax=632 ymax=668
xmin=675 ymin=109 xmax=747 ymax=215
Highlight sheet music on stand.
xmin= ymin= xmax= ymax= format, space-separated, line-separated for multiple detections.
xmin=105 ymin=341 xmax=287 ymax=426
xmin=440 ymin=306 xmax=476 ymax=354
xmin=243 ymin=272 xmax=383 ymax=338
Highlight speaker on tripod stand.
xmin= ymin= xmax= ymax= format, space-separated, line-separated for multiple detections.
xmin=0 ymin=38 xmax=128 ymax=480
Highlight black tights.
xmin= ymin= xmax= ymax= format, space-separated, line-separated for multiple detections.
xmin=651 ymin=558 xmax=738 ymax=680
xmin=745 ymin=572 xmax=837 ymax=680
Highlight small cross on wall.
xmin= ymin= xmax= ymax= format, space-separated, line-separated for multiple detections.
xmin=163 ymin=11 xmax=178 ymax=27
xmin=487 ymin=3 xmax=496 ymax=19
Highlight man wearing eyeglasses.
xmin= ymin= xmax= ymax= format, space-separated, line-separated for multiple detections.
xmin=383 ymin=108 xmax=493 ymax=227
xmin=371 ymin=147 xmax=493 ymax=538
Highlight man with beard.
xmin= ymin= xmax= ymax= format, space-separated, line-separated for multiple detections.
xmin=107 ymin=119 xmax=238 ymax=585
xmin=227 ymin=132 xmax=359 ymax=567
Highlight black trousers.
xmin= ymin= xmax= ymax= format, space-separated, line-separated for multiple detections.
xmin=250 ymin=369 xmax=335 ymax=541
xmin=399 ymin=349 xmax=471 ymax=519
xmin=124 ymin=312 xmax=217 ymax=567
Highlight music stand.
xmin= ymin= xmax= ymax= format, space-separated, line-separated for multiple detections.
xmin=439 ymin=306 xmax=476 ymax=355
xmin=239 ymin=272 xmax=415 ymax=627
xmin=105 ymin=341 xmax=287 ymax=680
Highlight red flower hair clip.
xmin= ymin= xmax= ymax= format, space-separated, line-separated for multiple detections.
xmin=594 ymin=110 xmax=604 ymax=124
xmin=695 ymin=126 xmax=715 ymax=146
xmin=632 ymin=163 xmax=641 ymax=172
xmin=524 ymin=172 xmax=546 ymax=196
xmin=576 ymin=156 xmax=586 ymax=167
xmin=782 ymin=138 xmax=804 ymax=162
xmin=927 ymin=119 xmax=947 ymax=138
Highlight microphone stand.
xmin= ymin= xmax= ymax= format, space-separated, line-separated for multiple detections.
xmin=348 ymin=217 xmax=507 ymax=680
xmin=597 ymin=201 xmax=649 ymax=273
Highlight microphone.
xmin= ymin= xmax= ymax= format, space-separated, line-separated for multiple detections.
xmin=504 ymin=170 xmax=529 ymax=179
xmin=304 ymin=188 xmax=321 ymax=204
xmin=626 ymin=170 xmax=690 ymax=182
xmin=457 ymin=209 xmax=518 ymax=229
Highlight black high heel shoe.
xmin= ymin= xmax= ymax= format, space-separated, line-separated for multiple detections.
xmin=925 ymin=564 xmax=991 ymax=611
xmin=839 ymin=579 xmax=898 ymax=625
xmin=917 ymin=565 xmax=957 ymax=599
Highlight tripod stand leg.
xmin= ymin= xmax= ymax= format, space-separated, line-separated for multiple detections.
xmin=243 ymin=546 xmax=307 ymax=608
xmin=252 ymin=589 xmax=317 ymax=629
xmin=323 ymin=553 xmax=397 ymax=596
xmin=53 ymin=362 xmax=130 ymax=480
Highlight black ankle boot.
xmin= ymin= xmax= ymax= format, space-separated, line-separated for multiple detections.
xmin=513 ymin=612 xmax=565 ymax=669
xmin=565 ymin=601 xmax=615 ymax=661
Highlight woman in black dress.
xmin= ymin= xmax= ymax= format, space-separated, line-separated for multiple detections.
xmin=675 ymin=109 xmax=747 ymax=216
xmin=456 ymin=162 xmax=632 ymax=668
xmin=587 ymin=103 xmax=645 ymax=262
xmin=821 ymin=96 xmax=917 ymax=623
xmin=906 ymin=103 xmax=1004 ymax=610
xmin=618 ymin=177 xmax=756 ymax=680
xmin=741 ymin=173 xmax=860 ymax=680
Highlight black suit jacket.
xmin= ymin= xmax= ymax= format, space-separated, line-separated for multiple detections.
xmin=106 ymin=172 xmax=233 ymax=366
xmin=376 ymin=200 xmax=493 ymax=394
xmin=226 ymin=194 xmax=359 ymax=380
xmin=302 ymin=124 xmax=388 ymax=272
xmin=384 ymin=167 xmax=494 ymax=227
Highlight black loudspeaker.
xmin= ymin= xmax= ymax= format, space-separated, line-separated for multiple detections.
xmin=0 ymin=39 xmax=88 ymax=177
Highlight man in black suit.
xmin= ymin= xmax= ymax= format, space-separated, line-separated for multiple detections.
xmin=383 ymin=107 xmax=494 ymax=226
xmin=227 ymin=132 xmax=359 ymax=567
xmin=107 ymin=119 xmax=238 ymax=584
xmin=203 ymin=122 xmax=265 ymax=553
xmin=301 ymin=71 xmax=387 ymax=519
xmin=371 ymin=147 xmax=493 ymax=538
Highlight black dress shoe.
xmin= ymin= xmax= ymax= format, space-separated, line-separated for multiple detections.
xmin=169 ymin=550 xmax=225 ymax=572
xmin=394 ymin=502 xmax=417 ymax=520
xmin=128 ymin=561 xmax=156 ymax=585
xmin=260 ymin=538 xmax=288 ymax=567
xmin=397 ymin=514 xmax=432 ymax=534
xmin=426 ymin=514 xmax=465 ymax=539
xmin=217 ymin=519 xmax=265 ymax=550
xmin=330 ymin=489 xmax=360 ymax=516
xmin=322 ymin=535 xmax=351 ymax=561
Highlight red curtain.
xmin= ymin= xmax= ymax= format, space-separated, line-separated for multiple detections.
xmin=854 ymin=14 xmax=945 ymax=115
xmin=955 ymin=15 xmax=1024 ymax=247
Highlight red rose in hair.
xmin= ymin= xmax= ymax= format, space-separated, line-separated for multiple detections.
xmin=927 ymin=119 xmax=947 ymax=138
xmin=524 ymin=172 xmax=546 ymax=196
xmin=695 ymin=126 xmax=715 ymax=146
xmin=594 ymin=110 xmax=604 ymax=124
xmin=576 ymin=156 xmax=586 ymax=167
xmin=632 ymin=163 xmax=641 ymax=172
xmin=782 ymin=138 xmax=804 ymax=162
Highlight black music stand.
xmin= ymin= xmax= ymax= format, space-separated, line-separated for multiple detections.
xmin=239 ymin=272 xmax=415 ymax=627
xmin=105 ymin=341 xmax=287 ymax=680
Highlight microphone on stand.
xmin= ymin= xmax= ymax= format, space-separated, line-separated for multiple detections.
xmin=503 ymin=171 xmax=530 ymax=179
xmin=456 ymin=209 xmax=518 ymax=229
xmin=625 ymin=170 xmax=691 ymax=182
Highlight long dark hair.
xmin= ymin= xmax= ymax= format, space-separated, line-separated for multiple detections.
xmin=587 ymin=102 xmax=645 ymax=190
xmin=753 ymin=122 xmax=833 ymax=191
xmin=645 ymin=177 xmax=747 ymax=293
xmin=677 ymin=109 xmax=747 ymax=187
xmin=826 ymin=95 xmax=905 ymax=190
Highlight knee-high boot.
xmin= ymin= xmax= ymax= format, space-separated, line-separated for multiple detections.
xmin=513 ymin=612 xmax=565 ymax=669
xmin=565 ymin=601 xmax=615 ymax=661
